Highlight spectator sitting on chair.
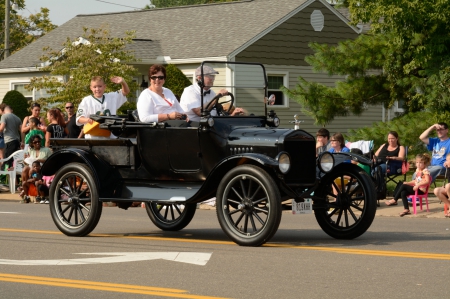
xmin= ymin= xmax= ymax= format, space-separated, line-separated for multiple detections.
xmin=419 ymin=122 xmax=450 ymax=182
xmin=328 ymin=133 xmax=350 ymax=153
xmin=386 ymin=153 xmax=431 ymax=217
xmin=433 ymin=153 xmax=450 ymax=217
xmin=316 ymin=128 xmax=331 ymax=156
xmin=20 ymin=135 xmax=52 ymax=201
xmin=374 ymin=131 xmax=405 ymax=174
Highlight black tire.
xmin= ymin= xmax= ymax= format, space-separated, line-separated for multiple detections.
xmin=216 ymin=165 xmax=282 ymax=246
xmin=49 ymin=163 xmax=102 ymax=237
xmin=145 ymin=202 xmax=196 ymax=231
xmin=314 ymin=163 xmax=376 ymax=239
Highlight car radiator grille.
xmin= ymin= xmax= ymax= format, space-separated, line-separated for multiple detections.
xmin=282 ymin=131 xmax=316 ymax=185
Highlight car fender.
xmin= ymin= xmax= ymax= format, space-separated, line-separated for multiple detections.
xmin=331 ymin=152 xmax=372 ymax=167
xmin=41 ymin=148 xmax=121 ymax=198
xmin=197 ymin=153 xmax=280 ymax=199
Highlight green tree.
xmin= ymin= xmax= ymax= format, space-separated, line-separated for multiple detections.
xmin=27 ymin=27 xmax=139 ymax=110
xmin=284 ymin=0 xmax=450 ymax=126
xmin=147 ymin=0 xmax=239 ymax=8
xmin=1 ymin=1 xmax=57 ymax=59
xmin=2 ymin=90 xmax=29 ymax=120
xmin=164 ymin=64 xmax=192 ymax=100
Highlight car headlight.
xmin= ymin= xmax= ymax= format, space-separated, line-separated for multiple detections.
xmin=276 ymin=152 xmax=291 ymax=174
xmin=318 ymin=152 xmax=334 ymax=173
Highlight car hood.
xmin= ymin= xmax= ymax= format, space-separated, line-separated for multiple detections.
xmin=227 ymin=128 xmax=292 ymax=146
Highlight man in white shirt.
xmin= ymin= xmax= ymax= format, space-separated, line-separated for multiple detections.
xmin=180 ymin=65 xmax=243 ymax=122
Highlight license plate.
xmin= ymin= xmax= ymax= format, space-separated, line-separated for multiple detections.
xmin=292 ymin=198 xmax=312 ymax=214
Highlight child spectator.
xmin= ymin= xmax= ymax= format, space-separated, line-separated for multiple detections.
xmin=45 ymin=108 xmax=68 ymax=147
xmin=35 ymin=174 xmax=53 ymax=204
xmin=386 ymin=153 xmax=431 ymax=216
xmin=24 ymin=117 xmax=45 ymax=147
xmin=76 ymin=76 xmax=129 ymax=139
xmin=433 ymin=153 xmax=450 ymax=217
xmin=20 ymin=161 xmax=43 ymax=204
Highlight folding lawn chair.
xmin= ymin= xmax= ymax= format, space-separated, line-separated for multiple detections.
xmin=385 ymin=145 xmax=408 ymax=186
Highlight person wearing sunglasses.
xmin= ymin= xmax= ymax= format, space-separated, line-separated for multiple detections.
xmin=64 ymin=102 xmax=83 ymax=138
xmin=419 ymin=122 xmax=450 ymax=182
xmin=21 ymin=102 xmax=46 ymax=141
xmin=180 ymin=65 xmax=244 ymax=122
xmin=76 ymin=76 xmax=130 ymax=139
xmin=327 ymin=132 xmax=350 ymax=153
xmin=20 ymin=134 xmax=52 ymax=201
xmin=137 ymin=64 xmax=188 ymax=126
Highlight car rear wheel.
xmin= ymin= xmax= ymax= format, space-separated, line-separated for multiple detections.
xmin=145 ymin=202 xmax=196 ymax=231
xmin=216 ymin=165 xmax=282 ymax=246
xmin=314 ymin=163 xmax=376 ymax=239
xmin=49 ymin=163 xmax=102 ymax=237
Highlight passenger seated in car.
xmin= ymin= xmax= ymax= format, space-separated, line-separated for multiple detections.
xmin=76 ymin=76 xmax=130 ymax=139
xmin=137 ymin=64 xmax=189 ymax=127
xmin=180 ymin=65 xmax=244 ymax=123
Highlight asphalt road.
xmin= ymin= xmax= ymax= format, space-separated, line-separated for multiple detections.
xmin=1 ymin=202 xmax=450 ymax=299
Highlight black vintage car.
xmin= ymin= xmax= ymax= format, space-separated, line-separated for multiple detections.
xmin=42 ymin=61 xmax=376 ymax=246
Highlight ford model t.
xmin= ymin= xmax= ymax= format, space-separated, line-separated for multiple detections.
xmin=42 ymin=61 xmax=376 ymax=246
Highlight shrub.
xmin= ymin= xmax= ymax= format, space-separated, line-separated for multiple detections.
xmin=2 ymin=90 xmax=29 ymax=120
xmin=164 ymin=64 xmax=192 ymax=100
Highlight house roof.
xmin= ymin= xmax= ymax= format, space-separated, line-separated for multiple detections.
xmin=0 ymin=0 xmax=357 ymax=69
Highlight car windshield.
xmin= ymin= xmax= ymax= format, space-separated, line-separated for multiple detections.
xmin=199 ymin=61 xmax=268 ymax=117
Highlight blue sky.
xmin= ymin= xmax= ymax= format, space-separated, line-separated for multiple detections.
xmin=22 ymin=0 xmax=152 ymax=25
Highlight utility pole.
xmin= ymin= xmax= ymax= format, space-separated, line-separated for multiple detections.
xmin=5 ymin=0 xmax=10 ymax=58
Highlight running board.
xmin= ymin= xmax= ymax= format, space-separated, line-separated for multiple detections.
xmin=100 ymin=183 xmax=201 ymax=202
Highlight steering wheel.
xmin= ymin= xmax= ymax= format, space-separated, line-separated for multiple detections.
xmin=204 ymin=92 xmax=235 ymax=116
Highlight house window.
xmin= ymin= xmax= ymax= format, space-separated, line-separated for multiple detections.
xmin=394 ymin=99 xmax=405 ymax=112
xmin=267 ymin=74 xmax=288 ymax=107
xmin=12 ymin=83 xmax=33 ymax=100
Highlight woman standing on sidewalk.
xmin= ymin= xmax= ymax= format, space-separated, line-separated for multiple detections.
xmin=386 ymin=153 xmax=431 ymax=216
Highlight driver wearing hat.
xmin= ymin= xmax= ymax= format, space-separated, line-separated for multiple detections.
xmin=180 ymin=65 xmax=244 ymax=122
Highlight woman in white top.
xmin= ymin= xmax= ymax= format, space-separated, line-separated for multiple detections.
xmin=137 ymin=64 xmax=187 ymax=124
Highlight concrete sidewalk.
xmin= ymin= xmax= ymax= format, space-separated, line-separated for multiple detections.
xmin=0 ymin=191 xmax=448 ymax=218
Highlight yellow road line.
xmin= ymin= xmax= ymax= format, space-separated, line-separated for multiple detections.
xmin=0 ymin=273 xmax=230 ymax=299
xmin=1 ymin=227 xmax=450 ymax=260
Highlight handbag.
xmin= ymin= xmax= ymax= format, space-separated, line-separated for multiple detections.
xmin=401 ymin=161 xmax=410 ymax=175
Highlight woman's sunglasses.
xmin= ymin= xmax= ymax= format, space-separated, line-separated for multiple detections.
xmin=150 ymin=76 xmax=165 ymax=80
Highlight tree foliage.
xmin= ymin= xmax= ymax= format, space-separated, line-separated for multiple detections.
xmin=26 ymin=27 xmax=139 ymax=110
xmin=2 ymin=90 xmax=29 ymax=120
xmin=1 ymin=0 xmax=57 ymax=59
xmin=164 ymin=64 xmax=192 ymax=100
xmin=285 ymin=0 xmax=450 ymax=126
xmin=147 ymin=0 xmax=239 ymax=8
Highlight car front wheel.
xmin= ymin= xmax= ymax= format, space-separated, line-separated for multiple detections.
xmin=314 ymin=163 xmax=376 ymax=239
xmin=216 ymin=165 xmax=282 ymax=246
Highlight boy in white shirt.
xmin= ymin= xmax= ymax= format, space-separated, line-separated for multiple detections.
xmin=76 ymin=76 xmax=130 ymax=139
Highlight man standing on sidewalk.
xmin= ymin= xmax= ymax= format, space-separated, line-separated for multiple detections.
xmin=0 ymin=104 xmax=22 ymax=169
xmin=64 ymin=102 xmax=83 ymax=138
xmin=419 ymin=122 xmax=450 ymax=182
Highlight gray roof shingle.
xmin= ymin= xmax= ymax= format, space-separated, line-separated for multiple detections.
xmin=0 ymin=0 xmax=351 ymax=69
